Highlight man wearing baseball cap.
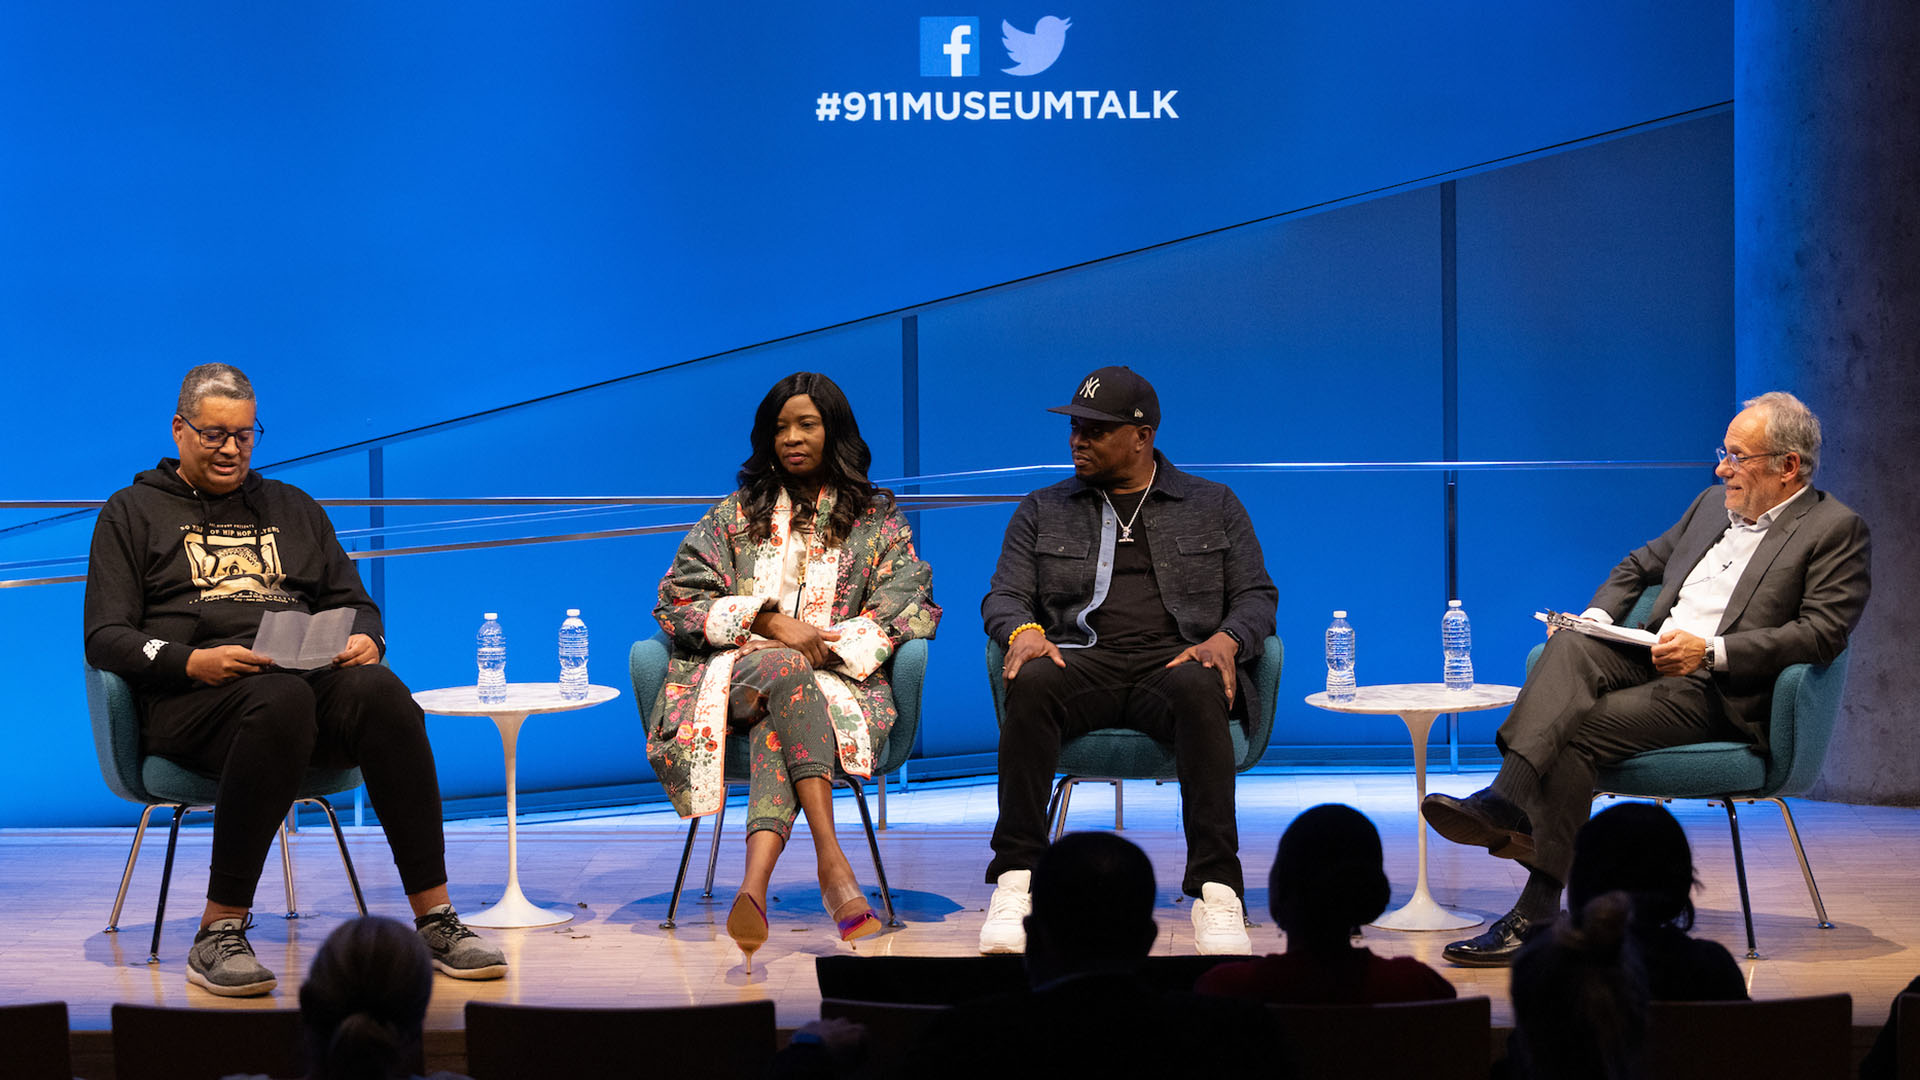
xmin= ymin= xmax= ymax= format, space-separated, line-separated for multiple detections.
xmin=979 ymin=366 xmax=1278 ymax=955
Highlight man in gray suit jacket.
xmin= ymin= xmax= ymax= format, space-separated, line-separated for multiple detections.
xmin=1423 ymin=391 xmax=1871 ymax=966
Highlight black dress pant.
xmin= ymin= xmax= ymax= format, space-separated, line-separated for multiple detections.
xmin=988 ymin=643 xmax=1243 ymax=897
xmin=1498 ymin=631 xmax=1745 ymax=882
xmin=143 ymin=664 xmax=448 ymax=908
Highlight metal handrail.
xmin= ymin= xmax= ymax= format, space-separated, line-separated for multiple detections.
xmin=0 ymin=456 xmax=1709 ymax=511
xmin=0 ymin=458 xmax=1711 ymax=590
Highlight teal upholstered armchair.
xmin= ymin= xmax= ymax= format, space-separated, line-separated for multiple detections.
xmin=83 ymin=664 xmax=368 ymax=962
xmin=630 ymin=631 xmax=927 ymax=929
xmin=1526 ymin=586 xmax=1849 ymax=957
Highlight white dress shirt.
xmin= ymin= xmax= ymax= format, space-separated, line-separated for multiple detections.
xmin=1583 ymin=484 xmax=1810 ymax=673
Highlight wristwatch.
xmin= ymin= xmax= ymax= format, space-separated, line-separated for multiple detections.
xmin=1702 ymin=639 xmax=1716 ymax=671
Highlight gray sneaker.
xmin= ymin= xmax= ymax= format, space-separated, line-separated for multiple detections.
xmin=186 ymin=917 xmax=277 ymax=997
xmin=415 ymin=904 xmax=507 ymax=980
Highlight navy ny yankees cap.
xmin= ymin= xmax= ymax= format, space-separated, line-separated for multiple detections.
xmin=1047 ymin=366 xmax=1160 ymax=428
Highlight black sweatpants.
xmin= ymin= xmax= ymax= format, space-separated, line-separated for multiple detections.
xmin=143 ymin=664 xmax=448 ymax=908
xmin=988 ymin=643 xmax=1244 ymax=897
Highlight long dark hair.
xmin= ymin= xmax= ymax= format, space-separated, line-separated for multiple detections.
xmin=738 ymin=372 xmax=891 ymax=546
xmin=299 ymin=916 xmax=432 ymax=1080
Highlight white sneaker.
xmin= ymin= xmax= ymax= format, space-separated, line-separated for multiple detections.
xmin=1191 ymin=882 xmax=1253 ymax=955
xmin=978 ymin=869 xmax=1032 ymax=954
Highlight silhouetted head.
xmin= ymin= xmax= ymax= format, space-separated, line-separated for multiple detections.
xmin=1569 ymin=802 xmax=1698 ymax=930
xmin=737 ymin=371 xmax=889 ymax=545
xmin=1269 ymin=803 xmax=1392 ymax=948
xmin=299 ymin=916 xmax=434 ymax=1080
xmin=1024 ymin=832 xmax=1158 ymax=984
xmin=1510 ymin=891 xmax=1649 ymax=1080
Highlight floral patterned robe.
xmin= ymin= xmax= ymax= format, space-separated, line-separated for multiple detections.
xmin=649 ymin=488 xmax=940 ymax=819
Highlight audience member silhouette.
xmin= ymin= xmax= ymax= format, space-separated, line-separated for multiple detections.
xmin=1508 ymin=890 xmax=1649 ymax=1080
xmin=1195 ymin=803 xmax=1456 ymax=1004
xmin=1568 ymin=802 xmax=1746 ymax=1002
xmin=1858 ymin=973 xmax=1920 ymax=1080
xmin=226 ymin=915 xmax=469 ymax=1080
xmin=915 ymin=832 xmax=1289 ymax=1078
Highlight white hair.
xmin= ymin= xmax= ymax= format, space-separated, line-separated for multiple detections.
xmin=1744 ymin=390 xmax=1821 ymax=480
xmin=176 ymin=364 xmax=255 ymax=418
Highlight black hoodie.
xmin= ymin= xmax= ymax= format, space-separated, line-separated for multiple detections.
xmin=83 ymin=458 xmax=385 ymax=695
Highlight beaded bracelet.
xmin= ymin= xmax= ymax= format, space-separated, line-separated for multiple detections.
xmin=1007 ymin=622 xmax=1045 ymax=647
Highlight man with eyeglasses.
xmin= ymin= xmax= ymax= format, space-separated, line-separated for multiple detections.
xmin=1423 ymin=391 xmax=1870 ymax=966
xmin=83 ymin=364 xmax=506 ymax=996
xmin=978 ymin=366 xmax=1278 ymax=956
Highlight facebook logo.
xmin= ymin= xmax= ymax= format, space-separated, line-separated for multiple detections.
xmin=919 ymin=17 xmax=979 ymax=77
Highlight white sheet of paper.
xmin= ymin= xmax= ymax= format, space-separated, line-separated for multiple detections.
xmin=1534 ymin=610 xmax=1658 ymax=648
xmin=252 ymin=608 xmax=356 ymax=669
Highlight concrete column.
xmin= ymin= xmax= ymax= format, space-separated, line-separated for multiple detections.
xmin=1735 ymin=0 xmax=1920 ymax=803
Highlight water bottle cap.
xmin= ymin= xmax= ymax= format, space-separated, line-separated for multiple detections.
xmin=483 ymin=612 xmax=498 ymax=620
xmin=1448 ymin=600 xmax=1462 ymax=608
xmin=1332 ymin=610 xmax=1347 ymax=619
xmin=566 ymin=609 xmax=580 ymax=616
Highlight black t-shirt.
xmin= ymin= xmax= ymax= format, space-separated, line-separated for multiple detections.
xmin=1086 ymin=489 xmax=1184 ymax=652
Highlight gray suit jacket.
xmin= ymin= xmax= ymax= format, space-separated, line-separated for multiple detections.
xmin=1588 ymin=485 xmax=1870 ymax=749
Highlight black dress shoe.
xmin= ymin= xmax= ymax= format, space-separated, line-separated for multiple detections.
xmin=1442 ymin=910 xmax=1534 ymax=967
xmin=1421 ymin=790 xmax=1535 ymax=862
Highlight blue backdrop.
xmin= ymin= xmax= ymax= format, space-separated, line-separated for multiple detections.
xmin=1 ymin=1 xmax=1734 ymax=825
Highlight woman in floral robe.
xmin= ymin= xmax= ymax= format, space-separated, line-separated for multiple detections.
xmin=650 ymin=372 xmax=940 ymax=967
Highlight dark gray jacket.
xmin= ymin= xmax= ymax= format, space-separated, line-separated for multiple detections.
xmin=982 ymin=452 xmax=1278 ymax=710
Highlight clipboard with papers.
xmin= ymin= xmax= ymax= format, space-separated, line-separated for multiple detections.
xmin=1534 ymin=610 xmax=1658 ymax=648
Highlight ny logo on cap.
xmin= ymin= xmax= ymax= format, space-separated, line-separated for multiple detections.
xmin=1080 ymin=376 xmax=1101 ymax=399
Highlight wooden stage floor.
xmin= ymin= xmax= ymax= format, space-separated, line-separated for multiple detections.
xmin=6 ymin=769 xmax=1918 ymax=1039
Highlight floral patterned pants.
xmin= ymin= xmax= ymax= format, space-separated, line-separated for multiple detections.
xmin=726 ymin=648 xmax=837 ymax=841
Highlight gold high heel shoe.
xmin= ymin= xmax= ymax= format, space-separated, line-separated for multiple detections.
xmin=727 ymin=892 xmax=769 ymax=972
xmin=823 ymin=880 xmax=881 ymax=943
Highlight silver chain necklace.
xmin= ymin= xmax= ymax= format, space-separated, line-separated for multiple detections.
xmin=1101 ymin=463 xmax=1157 ymax=544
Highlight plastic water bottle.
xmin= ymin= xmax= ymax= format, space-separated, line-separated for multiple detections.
xmin=1443 ymin=599 xmax=1474 ymax=690
xmin=477 ymin=613 xmax=507 ymax=704
xmin=1325 ymin=611 xmax=1356 ymax=702
xmin=558 ymin=609 xmax=589 ymax=701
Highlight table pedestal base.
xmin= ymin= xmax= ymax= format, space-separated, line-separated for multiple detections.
xmin=465 ymin=884 xmax=574 ymax=929
xmin=1371 ymin=888 xmax=1480 ymax=932
xmin=409 ymin=684 xmax=620 ymax=933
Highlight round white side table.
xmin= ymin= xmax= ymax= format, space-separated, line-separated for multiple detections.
xmin=1305 ymin=682 xmax=1521 ymax=931
xmin=413 ymin=682 xmax=620 ymax=928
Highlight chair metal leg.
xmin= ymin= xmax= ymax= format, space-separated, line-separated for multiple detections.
xmin=660 ymin=816 xmax=701 ymax=930
xmin=877 ymin=772 xmax=887 ymax=831
xmin=1720 ymin=798 xmax=1761 ymax=959
xmin=150 ymin=805 xmax=189 ymax=964
xmin=278 ymin=821 xmax=297 ymax=918
xmin=1113 ymin=780 xmax=1124 ymax=831
xmin=1051 ymin=778 xmax=1080 ymax=842
xmin=311 ymin=795 xmax=367 ymax=916
xmin=1044 ymin=776 xmax=1069 ymax=840
xmin=846 ymin=779 xmax=899 ymax=927
xmin=108 ymin=804 xmax=159 ymax=933
xmin=700 ymin=799 xmax=728 ymax=900
xmin=1765 ymin=796 xmax=1833 ymax=929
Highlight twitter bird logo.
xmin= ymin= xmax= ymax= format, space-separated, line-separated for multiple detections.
xmin=1002 ymin=16 xmax=1071 ymax=76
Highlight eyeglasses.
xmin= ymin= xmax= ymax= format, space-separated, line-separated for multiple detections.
xmin=1714 ymin=447 xmax=1784 ymax=469
xmin=180 ymin=416 xmax=265 ymax=451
